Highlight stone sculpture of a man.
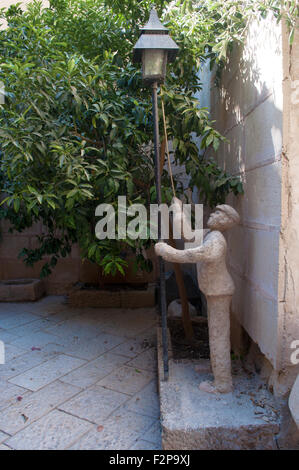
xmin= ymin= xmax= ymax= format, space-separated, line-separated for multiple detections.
xmin=155 ymin=198 xmax=240 ymax=394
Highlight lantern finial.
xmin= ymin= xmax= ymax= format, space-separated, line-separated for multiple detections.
xmin=141 ymin=8 xmax=168 ymax=33
xmin=133 ymin=8 xmax=179 ymax=83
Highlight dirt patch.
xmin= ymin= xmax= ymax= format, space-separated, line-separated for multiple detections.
xmin=78 ymin=282 xmax=149 ymax=291
xmin=168 ymin=317 xmax=210 ymax=360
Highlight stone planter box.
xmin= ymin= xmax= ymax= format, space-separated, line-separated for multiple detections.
xmin=69 ymin=283 xmax=156 ymax=308
xmin=0 ymin=279 xmax=45 ymax=302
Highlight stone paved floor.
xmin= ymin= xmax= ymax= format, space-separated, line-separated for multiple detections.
xmin=0 ymin=296 xmax=161 ymax=450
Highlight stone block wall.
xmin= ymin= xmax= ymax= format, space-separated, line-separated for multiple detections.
xmin=276 ymin=20 xmax=299 ymax=395
xmin=209 ymin=14 xmax=283 ymax=371
xmin=0 ymin=0 xmax=49 ymax=29
xmin=0 ymin=220 xmax=94 ymax=293
xmin=206 ymin=14 xmax=299 ymax=395
xmin=0 ymin=219 xmax=157 ymax=294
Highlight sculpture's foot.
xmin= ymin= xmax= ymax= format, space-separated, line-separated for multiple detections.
xmin=199 ymin=380 xmax=233 ymax=394
xmin=199 ymin=380 xmax=217 ymax=394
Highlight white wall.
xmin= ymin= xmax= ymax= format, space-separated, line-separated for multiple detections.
xmin=1 ymin=0 xmax=49 ymax=28
xmin=1 ymin=0 xmax=48 ymax=7
xmin=207 ymin=14 xmax=284 ymax=370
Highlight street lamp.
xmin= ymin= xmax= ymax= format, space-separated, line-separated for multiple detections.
xmin=133 ymin=8 xmax=179 ymax=84
xmin=133 ymin=9 xmax=179 ymax=381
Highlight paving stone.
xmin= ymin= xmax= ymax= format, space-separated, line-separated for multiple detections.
xmin=97 ymin=365 xmax=154 ymax=396
xmin=0 ymin=313 xmax=40 ymax=330
xmin=0 ymin=298 xmax=160 ymax=450
xmin=100 ymin=308 xmax=157 ymax=338
xmin=124 ymin=380 xmax=160 ymax=419
xmin=0 ymin=303 xmax=35 ymax=317
xmin=8 ymin=318 xmax=57 ymax=337
xmin=25 ymin=297 xmax=70 ymax=318
xmin=41 ymin=309 xmax=80 ymax=322
xmin=131 ymin=439 xmax=161 ymax=450
xmin=4 ymin=344 xmax=27 ymax=362
xmin=0 ymin=431 xmax=10 ymax=443
xmin=60 ymin=352 xmax=128 ymax=388
xmin=29 ymin=296 xmax=68 ymax=310
xmin=59 ymin=385 xmax=129 ymax=423
xmin=8 ymin=354 xmax=86 ymax=391
xmin=0 ymin=379 xmax=30 ymax=412
xmin=126 ymin=347 xmax=157 ymax=372
xmin=6 ymin=409 xmax=93 ymax=450
xmin=0 ymin=329 xmax=19 ymax=344
xmin=69 ymin=408 xmax=155 ymax=450
xmin=0 ymin=444 xmax=11 ymax=450
xmin=143 ymin=420 xmax=162 ymax=445
xmin=42 ymin=332 xmax=125 ymax=361
xmin=44 ymin=319 xmax=103 ymax=342
xmin=0 ymin=310 xmax=17 ymax=321
xmin=9 ymin=331 xmax=61 ymax=351
xmin=0 ymin=380 xmax=81 ymax=434
xmin=0 ymin=347 xmax=59 ymax=379
xmin=111 ymin=336 xmax=153 ymax=359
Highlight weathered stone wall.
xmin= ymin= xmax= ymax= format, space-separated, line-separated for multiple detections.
xmin=0 ymin=218 xmax=157 ymax=294
xmin=0 ymin=0 xmax=49 ymax=29
xmin=0 ymin=220 xmax=99 ymax=294
xmin=208 ymin=15 xmax=286 ymax=381
xmin=275 ymin=21 xmax=299 ymax=396
xmin=1 ymin=0 xmax=49 ymax=8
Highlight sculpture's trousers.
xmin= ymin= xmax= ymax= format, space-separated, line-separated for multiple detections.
xmin=206 ymin=295 xmax=233 ymax=393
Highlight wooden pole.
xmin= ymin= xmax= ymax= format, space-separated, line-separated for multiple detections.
xmin=159 ymin=129 xmax=194 ymax=343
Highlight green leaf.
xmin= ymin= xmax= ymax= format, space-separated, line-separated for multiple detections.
xmin=14 ymin=198 xmax=20 ymax=213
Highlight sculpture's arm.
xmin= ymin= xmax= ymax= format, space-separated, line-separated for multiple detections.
xmin=155 ymin=236 xmax=224 ymax=264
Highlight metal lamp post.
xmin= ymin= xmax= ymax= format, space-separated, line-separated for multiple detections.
xmin=133 ymin=8 xmax=179 ymax=381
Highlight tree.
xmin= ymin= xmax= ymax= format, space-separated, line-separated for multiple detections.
xmin=0 ymin=0 xmax=296 ymax=277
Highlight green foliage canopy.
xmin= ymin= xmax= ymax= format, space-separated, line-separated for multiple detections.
xmin=0 ymin=0 xmax=297 ymax=276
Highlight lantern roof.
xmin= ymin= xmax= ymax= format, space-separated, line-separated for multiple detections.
xmin=133 ymin=8 xmax=179 ymax=64
xmin=140 ymin=8 xmax=168 ymax=34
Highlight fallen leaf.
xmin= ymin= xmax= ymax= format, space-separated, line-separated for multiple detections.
xmin=97 ymin=425 xmax=104 ymax=432
xmin=16 ymin=396 xmax=23 ymax=402
xmin=21 ymin=414 xmax=28 ymax=423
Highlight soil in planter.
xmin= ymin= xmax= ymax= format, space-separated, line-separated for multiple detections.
xmin=167 ymin=317 xmax=210 ymax=360
xmin=78 ymin=282 xmax=148 ymax=291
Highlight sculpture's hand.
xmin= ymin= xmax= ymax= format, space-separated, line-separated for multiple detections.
xmin=155 ymin=241 xmax=169 ymax=258
xmin=172 ymin=196 xmax=183 ymax=212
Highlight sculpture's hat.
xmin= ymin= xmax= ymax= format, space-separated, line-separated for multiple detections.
xmin=216 ymin=204 xmax=240 ymax=224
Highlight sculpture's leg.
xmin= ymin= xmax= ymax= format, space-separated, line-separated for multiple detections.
xmin=199 ymin=295 xmax=233 ymax=394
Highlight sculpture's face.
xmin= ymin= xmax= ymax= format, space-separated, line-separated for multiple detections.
xmin=207 ymin=209 xmax=232 ymax=231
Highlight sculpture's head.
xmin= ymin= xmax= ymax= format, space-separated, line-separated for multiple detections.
xmin=207 ymin=204 xmax=240 ymax=231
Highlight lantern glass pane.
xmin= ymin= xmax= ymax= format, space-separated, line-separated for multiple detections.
xmin=142 ymin=49 xmax=166 ymax=80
